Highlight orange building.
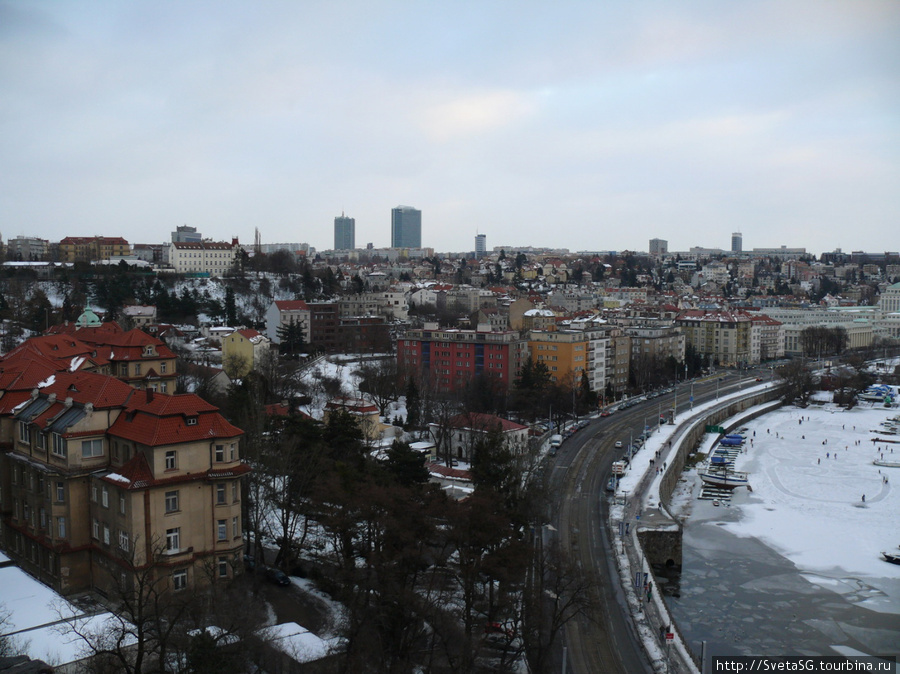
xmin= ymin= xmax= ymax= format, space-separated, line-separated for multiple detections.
xmin=527 ymin=329 xmax=589 ymax=384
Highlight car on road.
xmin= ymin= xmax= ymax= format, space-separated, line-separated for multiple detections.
xmin=265 ymin=567 xmax=291 ymax=587
xmin=615 ymin=440 xmax=623 ymax=448
xmin=755 ymin=377 xmax=763 ymax=381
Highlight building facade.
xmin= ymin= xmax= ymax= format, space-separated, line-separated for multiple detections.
xmin=391 ymin=206 xmax=422 ymax=248
xmin=172 ymin=225 xmax=202 ymax=243
xmin=167 ymin=241 xmax=237 ymax=276
xmin=475 ymin=234 xmax=487 ymax=258
xmin=675 ymin=310 xmax=752 ymax=367
xmin=334 ymin=215 xmax=356 ymax=250
xmin=430 ymin=413 xmax=529 ymax=461
xmin=397 ymin=325 xmax=527 ymax=393
xmin=0 ymin=356 xmax=246 ymax=595
xmin=6 ymin=236 xmax=49 ymax=261
xmin=222 ymin=329 xmax=271 ymax=378
xmin=59 ymin=237 xmax=131 ymax=263
xmin=649 ymin=238 xmax=668 ymax=257
xmin=265 ymin=300 xmax=311 ymax=345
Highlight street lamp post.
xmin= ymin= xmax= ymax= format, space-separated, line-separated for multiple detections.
xmin=690 ymin=380 xmax=694 ymax=410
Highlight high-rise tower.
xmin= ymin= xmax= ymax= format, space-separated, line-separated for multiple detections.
xmin=334 ymin=214 xmax=355 ymax=250
xmin=475 ymin=233 xmax=486 ymax=258
xmin=391 ymin=206 xmax=421 ymax=248
xmin=731 ymin=232 xmax=743 ymax=253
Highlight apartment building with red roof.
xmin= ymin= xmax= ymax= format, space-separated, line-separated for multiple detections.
xmin=58 ymin=236 xmax=131 ymax=263
xmin=0 ymin=338 xmax=247 ymax=595
xmin=429 ymin=412 xmax=529 ymax=462
xmin=44 ymin=314 xmax=178 ymax=392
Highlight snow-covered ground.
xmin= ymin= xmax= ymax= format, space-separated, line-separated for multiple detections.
xmin=715 ymin=399 xmax=900 ymax=611
xmin=0 ymin=565 xmax=118 ymax=666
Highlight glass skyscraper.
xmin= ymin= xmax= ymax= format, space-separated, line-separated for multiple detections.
xmin=391 ymin=205 xmax=421 ymax=248
xmin=334 ymin=214 xmax=355 ymax=250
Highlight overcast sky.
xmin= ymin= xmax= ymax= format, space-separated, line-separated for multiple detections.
xmin=2 ymin=1 xmax=898 ymax=256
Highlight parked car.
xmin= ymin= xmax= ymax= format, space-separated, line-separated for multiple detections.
xmin=265 ymin=567 xmax=291 ymax=587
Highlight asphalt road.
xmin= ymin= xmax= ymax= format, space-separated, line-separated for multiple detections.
xmin=548 ymin=371 xmax=762 ymax=673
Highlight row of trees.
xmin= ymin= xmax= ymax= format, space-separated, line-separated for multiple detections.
xmin=216 ymin=357 xmax=592 ymax=672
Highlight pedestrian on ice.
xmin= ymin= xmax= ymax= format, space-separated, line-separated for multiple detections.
xmin=862 ymin=494 xmax=866 ymax=503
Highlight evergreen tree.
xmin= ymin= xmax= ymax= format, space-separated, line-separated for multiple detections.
xmin=224 ymin=287 xmax=237 ymax=325
xmin=385 ymin=440 xmax=430 ymax=486
xmin=404 ymin=378 xmax=421 ymax=429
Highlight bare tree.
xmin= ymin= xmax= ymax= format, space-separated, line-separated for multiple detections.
xmin=356 ymin=357 xmax=401 ymax=416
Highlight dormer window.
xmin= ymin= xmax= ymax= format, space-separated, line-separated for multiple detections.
xmin=144 ymin=346 xmax=154 ymax=356
xmin=186 ymin=417 xmax=198 ymax=426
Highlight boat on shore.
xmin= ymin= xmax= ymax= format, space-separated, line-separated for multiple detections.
xmin=700 ymin=465 xmax=749 ymax=489
xmin=882 ymin=551 xmax=900 ymax=565
xmin=873 ymin=459 xmax=900 ymax=468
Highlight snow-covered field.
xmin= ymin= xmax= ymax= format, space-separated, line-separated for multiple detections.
xmin=717 ymin=399 xmax=900 ymax=611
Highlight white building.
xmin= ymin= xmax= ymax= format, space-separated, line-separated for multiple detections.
xmin=265 ymin=300 xmax=311 ymax=345
xmin=431 ymin=413 xmax=529 ymax=462
xmin=166 ymin=241 xmax=237 ymax=276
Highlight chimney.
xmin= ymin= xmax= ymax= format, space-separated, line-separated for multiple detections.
xmin=146 ymin=388 xmax=154 ymax=403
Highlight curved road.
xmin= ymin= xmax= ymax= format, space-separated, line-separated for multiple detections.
xmin=548 ymin=372 xmax=758 ymax=673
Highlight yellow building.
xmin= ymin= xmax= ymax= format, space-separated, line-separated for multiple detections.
xmin=58 ymin=236 xmax=131 ymax=263
xmin=222 ymin=329 xmax=271 ymax=378
xmin=527 ymin=330 xmax=589 ymax=384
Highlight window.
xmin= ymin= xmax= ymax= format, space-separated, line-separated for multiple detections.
xmin=82 ymin=439 xmax=103 ymax=458
xmin=217 ymin=556 xmax=229 ymax=579
xmin=217 ymin=520 xmax=227 ymax=541
xmin=173 ymin=569 xmax=187 ymax=591
xmin=216 ymin=484 xmax=226 ymax=505
xmin=166 ymin=528 xmax=180 ymax=553
xmin=229 ymin=443 xmax=236 ymax=461
xmin=103 ymin=525 xmax=110 ymax=545
xmin=232 ymin=515 xmax=239 ymax=538
xmin=37 ymin=433 xmax=47 ymax=450
xmin=186 ymin=417 xmax=198 ymax=426
xmin=134 ymin=363 xmax=142 ymax=376
xmin=214 ymin=445 xmax=224 ymax=462
xmin=160 ymin=362 xmax=167 ymax=374
xmin=57 ymin=517 xmax=66 ymax=539
xmin=92 ymin=519 xmax=100 ymax=539
xmin=52 ymin=434 xmax=66 ymax=457
xmin=119 ymin=530 xmax=130 ymax=551
xmin=56 ymin=482 xmax=65 ymax=503
xmin=120 ymin=364 xmax=128 ymax=377
xmin=19 ymin=422 xmax=31 ymax=444
xmin=165 ymin=451 xmax=176 ymax=470
xmin=165 ymin=490 xmax=179 ymax=513
xmin=39 ymin=507 xmax=46 ymax=528
xmin=231 ymin=482 xmax=238 ymax=502
xmin=101 ymin=485 xmax=109 ymax=508
xmin=119 ymin=494 xmax=126 ymax=514
xmin=160 ymin=383 xmax=167 ymax=393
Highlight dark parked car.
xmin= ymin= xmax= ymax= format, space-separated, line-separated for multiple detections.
xmin=265 ymin=567 xmax=291 ymax=587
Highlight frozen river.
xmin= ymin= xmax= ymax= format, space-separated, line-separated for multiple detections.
xmin=666 ymin=397 xmax=900 ymax=660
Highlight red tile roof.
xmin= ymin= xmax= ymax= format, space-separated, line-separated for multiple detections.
xmin=109 ymin=393 xmax=242 ymax=446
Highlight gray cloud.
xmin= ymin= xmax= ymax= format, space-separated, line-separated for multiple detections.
xmin=1 ymin=0 xmax=898 ymax=254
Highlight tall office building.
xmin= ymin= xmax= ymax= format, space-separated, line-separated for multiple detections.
xmin=475 ymin=233 xmax=487 ymax=258
xmin=172 ymin=225 xmax=202 ymax=243
xmin=649 ymin=238 xmax=668 ymax=256
xmin=732 ymin=232 xmax=743 ymax=253
xmin=391 ymin=206 xmax=422 ymax=248
xmin=334 ymin=214 xmax=355 ymax=250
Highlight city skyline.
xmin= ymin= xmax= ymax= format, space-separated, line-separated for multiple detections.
xmin=2 ymin=2 xmax=898 ymax=254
